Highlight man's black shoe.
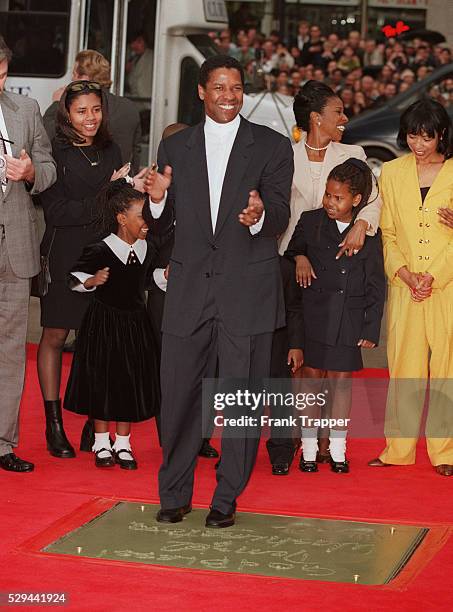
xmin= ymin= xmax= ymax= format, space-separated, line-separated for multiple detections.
xmin=156 ymin=505 xmax=192 ymax=523
xmin=0 ymin=453 xmax=34 ymax=472
xmin=272 ymin=462 xmax=290 ymax=475
xmin=198 ymin=439 xmax=219 ymax=458
xmin=205 ymin=508 xmax=235 ymax=528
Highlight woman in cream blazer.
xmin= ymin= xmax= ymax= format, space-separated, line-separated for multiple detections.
xmin=279 ymin=81 xmax=382 ymax=257
xmin=279 ymin=136 xmax=381 ymax=254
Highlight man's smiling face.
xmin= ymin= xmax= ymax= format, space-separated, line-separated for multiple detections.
xmin=198 ymin=67 xmax=243 ymax=124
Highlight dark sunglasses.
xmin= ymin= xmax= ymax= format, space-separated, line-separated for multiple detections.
xmin=66 ymin=80 xmax=102 ymax=94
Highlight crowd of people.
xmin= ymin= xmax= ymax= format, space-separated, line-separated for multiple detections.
xmin=211 ymin=20 xmax=453 ymax=117
xmin=1 ymin=35 xmax=453 ymax=530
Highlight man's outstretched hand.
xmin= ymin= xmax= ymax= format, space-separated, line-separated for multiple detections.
xmin=144 ymin=164 xmax=172 ymax=203
xmin=239 ymin=190 xmax=264 ymax=227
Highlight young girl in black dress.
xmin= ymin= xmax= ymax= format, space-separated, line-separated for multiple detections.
xmin=64 ymin=180 xmax=160 ymax=469
xmin=286 ymin=159 xmax=385 ymax=473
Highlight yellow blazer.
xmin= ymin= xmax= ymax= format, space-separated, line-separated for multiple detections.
xmin=380 ymin=153 xmax=453 ymax=290
xmin=279 ymin=137 xmax=382 ymax=255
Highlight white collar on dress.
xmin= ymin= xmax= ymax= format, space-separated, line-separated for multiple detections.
xmin=204 ymin=113 xmax=241 ymax=138
xmin=103 ymin=233 xmax=147 ymax=264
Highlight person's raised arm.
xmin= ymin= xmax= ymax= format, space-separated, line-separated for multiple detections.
xmin=285 ymin=212 xmax=316 ymax=287
xmin=5 ymin=99 xmax=56 ymax=195
xmin=247 ymin=137 xmax=293 ymax=237
xmin=337 ymin=147 xmax=382 ymax=258
xmin=143 ymin=139 xmax=174 ymax=235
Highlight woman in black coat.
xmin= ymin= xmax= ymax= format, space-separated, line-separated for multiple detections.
xmin=38 ymin=81 xmax=131 ymax=458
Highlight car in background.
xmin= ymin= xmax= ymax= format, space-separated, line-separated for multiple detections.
xmin=342 ymin=63 xmax=453 ymax=176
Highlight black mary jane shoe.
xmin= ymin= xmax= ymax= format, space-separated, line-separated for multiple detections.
xmin=0 ymin=453 xmax=34 ymax=473
xmin=330 ymin=459 xmax=350 ymax=474
xmin=299 ymin=457 xmax=318 ymax=472
xmin=114 ymin=448 xmax=138 ymax=470
xmin=272 ymin=462 xmax=290 ymax=476
xmin=198 ymin=439 xmax=219 ymax=458
xmin=94 ymin=448 xmax=115 ymax=468
xmin=205 ymin=508 xmax=236 ymax=528
xmin=156 ymin=505 xmax=192 ymax=524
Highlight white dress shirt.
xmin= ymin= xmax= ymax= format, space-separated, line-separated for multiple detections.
xmin=153 ymin=267 xmax=167 ymax=291
xmin=336 ymin=220 xmax=350 ymax=233
xmin=72 ymin=234 xmax=148 ymax=292
xmin=0 ymin=105 xmax=13 ymax=193
xmin=149 ymin=115 xmax=265 ymax=234
xmin=204 ymin=113 xmax=240 ymax=231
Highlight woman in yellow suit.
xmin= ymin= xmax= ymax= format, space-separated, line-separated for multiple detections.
xmin=369 ymin=98 xmax=453 ymax=476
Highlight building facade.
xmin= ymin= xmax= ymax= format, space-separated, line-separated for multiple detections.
xmin=225 ymin=1 xmax=451 ymax=45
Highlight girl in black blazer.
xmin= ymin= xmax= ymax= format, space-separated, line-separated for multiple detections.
xmin=285 ymin=159 xmax=385 ymax=473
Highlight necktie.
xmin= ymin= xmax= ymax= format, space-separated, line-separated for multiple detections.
xmin=127 ymin=249 xmax=138 ymax=265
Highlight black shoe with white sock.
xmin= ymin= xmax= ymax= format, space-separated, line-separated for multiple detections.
xmin=114 ymin=448 xmax=138 ymax=470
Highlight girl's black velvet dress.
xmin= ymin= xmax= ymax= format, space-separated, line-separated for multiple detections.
xmin=64 ymin=239 xmax=160 ymax=423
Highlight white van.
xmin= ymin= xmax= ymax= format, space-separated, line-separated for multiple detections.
xmin=1 ymin=0 xmax=295 ymax=162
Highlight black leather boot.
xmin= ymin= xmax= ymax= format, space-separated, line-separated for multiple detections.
xmin=80 ymin=419 xmax=114 ymax=452
xmin=44 ymin=399 xmax=75 ymax=458
xmin=80 ymin=418 xmax=94 ymax=452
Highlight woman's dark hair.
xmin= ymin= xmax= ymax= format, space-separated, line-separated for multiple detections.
xmin=327 ymin=158 xmax=376 ymax=220
xmin=397 ymin=98 xmax=453 ymax=157
xmin=198 ymin=55 xmax=244 ymax=88
xmin=293 ymin=80 xmax=339 ymax=132
xmin=55 ymin=80 xmax=112 ymax=148
xmin=94 ymin=179 xmax=145 ymax=235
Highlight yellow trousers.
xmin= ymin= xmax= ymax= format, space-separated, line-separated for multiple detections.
xmin=379 ymin=285 xmax=453 ymax=466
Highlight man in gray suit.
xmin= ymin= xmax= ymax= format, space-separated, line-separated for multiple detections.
xmin=0 ymin=41 xmax=56 ymax=472
xmin=146 ymin=56 xmax=293 ymax=527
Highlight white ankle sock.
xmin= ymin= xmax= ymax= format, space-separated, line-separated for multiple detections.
xmin=329 ymin=430 xmax=347 ymax=462
xmin=302 ymin=428 xmax=318 ymax=461
xmin=92 ymin=432 xmax=112 ymax=458
xmin=113 ymin=434 xmax=133 ymax=460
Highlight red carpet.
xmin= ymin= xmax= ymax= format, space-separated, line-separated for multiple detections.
xmin=1 ymin=345 xmax=452 ymax=611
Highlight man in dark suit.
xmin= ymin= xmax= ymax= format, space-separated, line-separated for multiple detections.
xmin=147 ymin=122 xmax=219 ymax=459
xmin=43 ymin=50 xmax=142 ymax=173
xmin=145 ymin=55 xmax=293 ymax=528
xmin=266 ymin=256 xmax=303 ymax=475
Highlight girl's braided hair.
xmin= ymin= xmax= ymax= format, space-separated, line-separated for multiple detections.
xmin=327 ymin=158 xmax=377 ymax=221
xmin=94 ymin=179 xmax=145 ymax=235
